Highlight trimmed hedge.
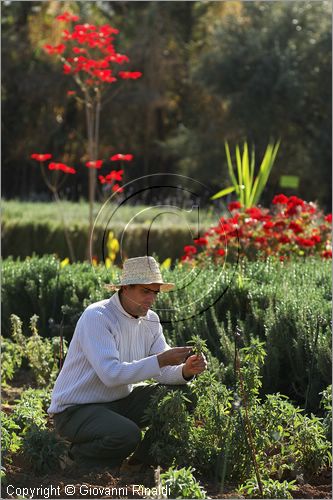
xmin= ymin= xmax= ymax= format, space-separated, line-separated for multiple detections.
xmin=2 ymin=256 xmax=331 ymax=411
xmin=2 ymin=221 xmax=200 ymax=262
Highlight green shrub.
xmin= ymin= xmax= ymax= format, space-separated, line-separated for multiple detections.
xmin=1 ymin=315 xmax=26 ymax=386
xmin=26 ymin=315 xmax=68 ymax=387
xmin=160 ymin=465 xmax=207 ymax=499
xmin=319 ymin=384 xmax=332 ymax=440
xmin=2 ymin=256 xmax=331 ymax=409
xmin=237 ymin=477 xmax=297 ymax=499
xmin=21 ymin=425 xmax=66 ymax=475
xmin=13 ymin=388 xmax=50 ymax=433
xmin=1 ymin=411 xmax=22 ymax=457
xmin=145 ymin=339 xmax=331 ymax=488
xmin=2 ymin=220 xmax=199 ymax=262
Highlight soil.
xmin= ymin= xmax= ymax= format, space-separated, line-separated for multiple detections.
xmin=2 ymin=454 xmax=331 ymax=499
xmin=2 ymin=377 xmax=332 ymax=499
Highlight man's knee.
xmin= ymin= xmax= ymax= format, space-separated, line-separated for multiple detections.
xmin=105 ymin=420 xmax=141 ymax=455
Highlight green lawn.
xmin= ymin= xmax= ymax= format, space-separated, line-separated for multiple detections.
xmin=2 ymin=200 xmax=217 ymax=228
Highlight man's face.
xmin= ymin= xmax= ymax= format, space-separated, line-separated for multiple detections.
xmin=122 ymin=284 xmax=160 ymax=316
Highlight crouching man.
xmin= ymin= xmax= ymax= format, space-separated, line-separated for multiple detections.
xmin=47 ymin=256 xmax=207 ymax=471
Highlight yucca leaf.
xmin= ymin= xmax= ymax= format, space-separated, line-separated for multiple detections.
xmin=250 ymin=141 xmax=280 ymax=206
xmin=242 ymin=142 xmax=251 ymax=207
xmin=224 ymin=142 xmax=239 ymax=194
xmin=210 ymin=186 xmax=236 ymax=200
xmin=250 ymin=146 xmax=255 ymax=189
xmin=235 ymin=145 xmax=244 ymax=204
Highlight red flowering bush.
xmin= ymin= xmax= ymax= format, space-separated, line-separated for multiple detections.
xmin=43 ymin=13 xmax=142 ymax=87
xmin=181 ymin=195 xmax=332 ymax=263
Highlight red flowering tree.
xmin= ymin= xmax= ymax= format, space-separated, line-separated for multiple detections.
xmin=181 ymin=195 xmax=332 ymax=264
xmin=41 ymin=10 xmax=142 ymax=255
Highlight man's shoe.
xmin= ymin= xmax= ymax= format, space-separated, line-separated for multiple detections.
xmin=59 ymin=450 xmax=75 ymax=471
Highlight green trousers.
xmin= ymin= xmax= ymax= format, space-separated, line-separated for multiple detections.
xmin=53 ymin=383 xmax=192 ymax=468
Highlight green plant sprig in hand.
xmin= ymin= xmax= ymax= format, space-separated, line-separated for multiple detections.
xmin=187 ymin=335 xmax=208 ymax=356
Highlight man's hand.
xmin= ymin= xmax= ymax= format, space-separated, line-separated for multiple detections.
xmin=157 ymin=347 xmax=192 ymax=368
xmin=182 ymin=353 xmax=207 ymax=379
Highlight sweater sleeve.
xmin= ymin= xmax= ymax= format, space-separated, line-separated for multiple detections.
xmin=78 ymin=309 xmax=162 ymax=387
xmin=149 ymin=324 xmax=188 ymax=385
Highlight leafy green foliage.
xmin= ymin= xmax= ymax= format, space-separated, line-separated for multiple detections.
xmin=1 ymin=315 xmax=26 ymax=386
xmin=186 ymin=336 xmax=208 ymax=356
xmin=211 ymin=141 xmax=280 ymax=208
xmin=2 ymin=256 xmax=331 ymax=410
xmin=1 ymin=412 xmax=22 ymax=457
xmin=319 ymin=384 xmax=332 ymax=440
xmin=238 ymin=477 xmax=297 ymax=499
xmin=161 ymin=465 xmax=207 ymax=499
xmin=12 ymin=388 xmax=50 ymax=433
xmin=26 ymin=315 xmax=67 ymax=386
xmin=145 ymin=339 xmax=331 ymax=489
xmin=21 ymin=425 xmax=66 ymax=475
xmin=1 ymin=312 xmax=67 ymax=388
xmin=144 ymin=387 xmax=193 ymax=466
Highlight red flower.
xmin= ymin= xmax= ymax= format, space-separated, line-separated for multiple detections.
xmin=112 ymin=184 xmax=123 ymax=193
xmin=193 ymin=237 xmax=208 ymax=246
xmin=43 ymin=44 xmax=66 ymax=55
xmin=279 ymin=235 xmax=291 ymax=244
xmin=106 ymin=170 xmax=124 ymax=181
xmin=110 ymin=154 xmax=134 ymax=162
xmin=56 ymin=12 xmax=80 ymax=22
xmin=272 ymin=194 xmax=289 ymax=205
xmin=216 ymin=249 xmax=225 ymax=256
xmin=63 ymin=63 xmax=72 ymax=74
xmin=322 ymin=250 xmax=332 ymax=259
xmin=184 ymin=245 xmax=197 ymax=255
xmin=288 ymin=196 xmax=305 ymax=207
xmin=72 ymin=47 xmax=87 ymax=54
xmin=31 ymin=153 xmax=52 ymax=162
xmin=118 ymin=71 xmax=142 ymax=80
xmin=254 ymin=236 xmax=267 ymax=244
xmin=295 ymin=237 xmax=315 ymax=248
xmin=245 ymin=207 xmax=265 ymax=220
xmin=325 ymin=214 xmax=332 ymax=223
xmin=67 ymin=90 xmax=76 ymax=96
xmin=228 ymin=201 xmax=242 ymax=211
xmin=263 ymin=221 xmax=274 ymax=230
xmin=311 ymin=234 xmax=321 ymax=244
xmin=86 ymin=160 xmax=103 ymax=169
xmin=48 ymin=162 xmax=76 ymax=174
xmin=181 ymin=255 xmax=191 ymax=262
xmin=288 ymin=221 xmax=303 ymax=234
xmin=274 ymin=220 xmax=286 ymax=229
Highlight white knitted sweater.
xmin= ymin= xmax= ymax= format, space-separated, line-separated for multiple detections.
xmin=47 ymin=292 xmax=187 ymax=414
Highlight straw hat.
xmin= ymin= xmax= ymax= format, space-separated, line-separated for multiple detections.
xmin=106 ymin=256 xmax=175 ymax=292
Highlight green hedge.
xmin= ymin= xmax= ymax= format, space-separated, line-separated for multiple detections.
xmin=2 ymin=221 xmax=199 ymax=262
xmin=2 ymin=256 xmax=331 ymax=411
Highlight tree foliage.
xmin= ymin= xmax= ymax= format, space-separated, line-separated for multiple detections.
xmin=2 ymin=1 xmax=331 ymax=209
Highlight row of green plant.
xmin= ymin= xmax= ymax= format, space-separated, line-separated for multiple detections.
xmin=146 ymin=339 xmax=332 ymax=499
xmin=1 ymin=388 xmax=67 ymax=482
xmin=2 ymin=330 xmax=331 ymax=498
xmin=1 ymin=314 xmax=67 ymax=388
xmin=2 ymin=255 xmax=330 ymax=411
xmin=2 ymin=220 xmax=201 ymax=261
xmin=1 ymin=315 xmax=68 ymax=484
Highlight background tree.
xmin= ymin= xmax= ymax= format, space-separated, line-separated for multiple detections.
xmin=2 ymin=0 xmax=332 ymax=210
